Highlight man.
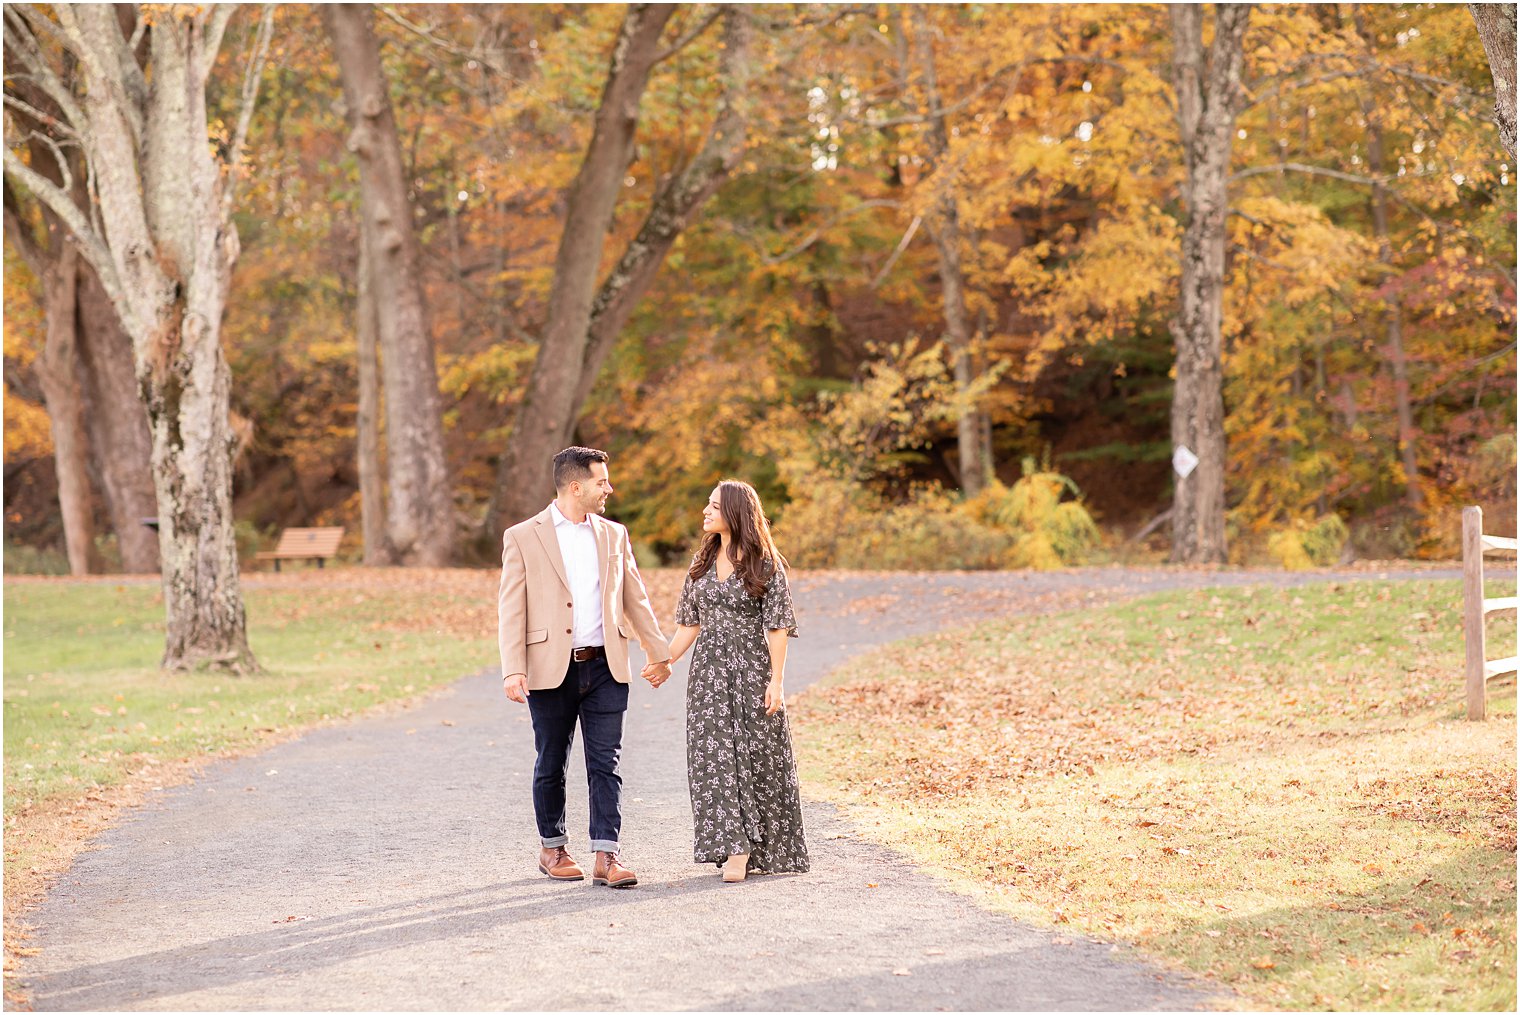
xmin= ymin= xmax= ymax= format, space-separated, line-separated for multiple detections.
xmin=498 ymin=446 xmax=673 ymax=888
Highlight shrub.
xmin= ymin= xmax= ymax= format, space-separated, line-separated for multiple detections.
xmin=963 ymin=458 xmax=1102 ymax=569
xmin=777 ymin=480 xmax=1012 ymax=570
xmin=1268 ymin=514 xmax=1349 ymax=569
xmin=777 ymin=464 xmax=1103 ymax=572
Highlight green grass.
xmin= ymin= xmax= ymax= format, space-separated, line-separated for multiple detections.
xmin=4 ymin=581 xmax=496 ymax=818
xmin=792 ymin=578 xmax=1517 ymax=1012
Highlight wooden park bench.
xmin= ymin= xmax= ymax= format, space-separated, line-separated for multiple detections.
xmin=255 ymin=527 xmax=344 ymax=572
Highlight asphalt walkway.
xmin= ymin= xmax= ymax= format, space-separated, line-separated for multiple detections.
xmin=17 ymin=566 xmax=1456 ymax=1010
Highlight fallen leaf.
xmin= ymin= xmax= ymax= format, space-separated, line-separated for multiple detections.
xmin=1252 ymin=958 xmax=1276 ymax=970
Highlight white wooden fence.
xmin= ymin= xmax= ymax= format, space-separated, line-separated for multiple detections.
xmin=1463 ymin=506 xmax=1518 ymax=720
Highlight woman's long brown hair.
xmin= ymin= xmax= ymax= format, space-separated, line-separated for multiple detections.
xmin=688 ymin=480 xmax=788 ymax=598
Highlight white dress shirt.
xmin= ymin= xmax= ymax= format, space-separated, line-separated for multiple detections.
xmin=550 ymin=502 xmax=604 ymax=649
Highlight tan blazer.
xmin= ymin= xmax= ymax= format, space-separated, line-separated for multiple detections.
xmin=497 ymin=506 xmax=668 ymax=690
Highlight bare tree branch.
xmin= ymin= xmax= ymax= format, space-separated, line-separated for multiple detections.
xmin=11 ymin=3 xmax=86 ymax=59
xmin=1231 ymin=161 xmax=1389 ymax=186
xmin=653 ymin=5 xmax=722 ymax=64
xmin=127 ymin=10 xmax=148 ymax=54
xmin=377 ymin=4 xmax=511 ymax=81
xmin=4 ymin=9 xmax=90 ymax=134
xmin=222 ymin=4 xmax=277 ymax=216
xmin=870 ymin=214 xmax=922 ymax=290
xmin=110 ymin=8 xmax=149 ymax=111
xmin=1 ymin=148 xmax=116 ymax=299
xmin=2 ymin=91 xmax=79 ymax=141
xmin=848 ymin=54 xmax=1131 ymax=129
xmin=201 ymin=5 xmax=238 ymax=83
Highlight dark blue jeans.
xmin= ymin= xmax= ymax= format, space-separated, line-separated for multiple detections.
xmin=527 ymin=654 xmax=629 ymax=854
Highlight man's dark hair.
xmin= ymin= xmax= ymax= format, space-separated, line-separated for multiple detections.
xmin=553 ymin=446 xmax=609 ymax=491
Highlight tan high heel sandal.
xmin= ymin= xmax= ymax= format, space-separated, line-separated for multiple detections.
xmin=722 ymin=853 xmax=750 ymax=883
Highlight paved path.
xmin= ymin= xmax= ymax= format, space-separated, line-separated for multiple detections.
xmin=16 ymin=567 xmax=1457 ymax=1011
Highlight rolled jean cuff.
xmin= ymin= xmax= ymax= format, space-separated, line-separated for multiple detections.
xmin=540 ymin=834 xmax=569 ymax=849
xmin=590 ymin=838 xmax=620 ymax=854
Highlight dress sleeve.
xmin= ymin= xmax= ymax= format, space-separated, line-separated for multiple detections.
xmin=762 ymin=564 xmax=798 ymax=638
xmin=675 ymin=572 xmax=701 ymax=627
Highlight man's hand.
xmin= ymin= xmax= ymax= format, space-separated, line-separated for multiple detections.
xmin=641 ymin=658 xmax=672 ymax=688
xmin=504 ymin=674 xmax=529 ymax=703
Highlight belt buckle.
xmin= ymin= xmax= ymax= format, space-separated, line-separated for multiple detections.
xmin=573 ymin=647 xmax=595 ymax=662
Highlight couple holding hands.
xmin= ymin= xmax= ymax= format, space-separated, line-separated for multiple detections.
xmin=497 ymin=447 xmax=809 ymax=888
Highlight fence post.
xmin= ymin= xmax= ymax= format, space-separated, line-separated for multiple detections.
xmin=1463 ymin=506 xmax=1487 ymax=721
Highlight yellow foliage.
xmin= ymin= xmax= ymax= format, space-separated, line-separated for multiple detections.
xmin=962 ymin=461 xmax=1102 ymax=569
xmin=4 ymin=394 xmax=52 ymax=460
xmin=1267 ymin=515 xmax=1350 ymax=570
xmin=3 ymin=245 xmax=43 ymax=367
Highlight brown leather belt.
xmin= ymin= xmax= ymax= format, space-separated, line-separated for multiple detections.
xmin=571 ymin=646 xmax=605 ymax=663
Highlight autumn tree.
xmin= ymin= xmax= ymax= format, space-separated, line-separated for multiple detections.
xmin=898 ymin=6 xmax=989 ymax=496
xmin=325 ymin=3 xmax=453 ymax=566
xmin=488 ymin=4 xmax=755 ymax=533
xmin=1167 ymin=4 xmax=1251 ymax=564
xmin=3 ymin=4 xmax=274 ymax=669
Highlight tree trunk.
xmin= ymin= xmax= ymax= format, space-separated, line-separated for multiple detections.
xmin=489 ymin=4 xmax=675 ymax=531
xmin=1469 ymin=4 xmax=1518 ymax=159
xmin=3 ymin=182 xmax=98 ymax=575
xmin=356 ymin=216 xmax=393 ymax=564
xmin=910 ymin=6 xmax=986 ymax=497
xmin=3 ymin=67 xmax=160 ymax=576
xmin=139 ymin=17 xmax=256 ymax=671
xmin=325 ymin=3 xmax=453 ymax=566
xmin=32 ymin=244 xmax=99 ymax=574
xmin=1352 ymin=17 xmax=1424 ymax=512
xmin=1168 ymin=4 xmax=1251 ymax=564
xmin=569 ymin=6 xmax=754 ymax=413
xmin=76 ymin=259 xmax=160 ymax=573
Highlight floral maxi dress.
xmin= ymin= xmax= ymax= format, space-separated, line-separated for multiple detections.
xmin=676 ymin=562 xmax=810 ymax=875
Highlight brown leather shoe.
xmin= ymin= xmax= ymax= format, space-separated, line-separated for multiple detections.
xmin=592 ymin=850 xmax=638 ymax=888
xmin=538 ymin=846 xmax=584 ymax=881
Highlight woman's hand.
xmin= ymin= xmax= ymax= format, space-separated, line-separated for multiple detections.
xmin=763 ymin=677 xmax=785 ymax=715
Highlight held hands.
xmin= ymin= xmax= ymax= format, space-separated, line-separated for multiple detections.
xmin=764 ymin=676 xmax=785 ymax=715
xmin=641 ymin=658 xmax=672 ymax=688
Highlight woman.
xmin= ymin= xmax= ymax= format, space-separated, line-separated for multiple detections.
xmin=665 ymin=480 xmax=810 ymax=882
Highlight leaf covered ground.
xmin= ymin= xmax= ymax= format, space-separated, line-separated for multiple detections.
xmin=790 ymin=578 xmax=1517 ymax=1011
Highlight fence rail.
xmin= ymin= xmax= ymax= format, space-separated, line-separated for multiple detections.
xmin=1463 ymin=506 xmax=1518 ymax=720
